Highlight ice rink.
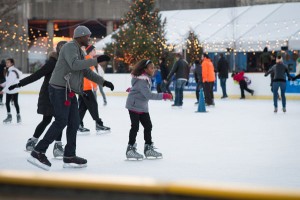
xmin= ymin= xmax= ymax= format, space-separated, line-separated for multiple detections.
xmin=0 ymin=94 xmax=299 ymax=190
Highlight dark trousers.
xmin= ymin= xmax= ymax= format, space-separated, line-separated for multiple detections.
xmin=220 ymin=78 xmax=228 ymax=97
xmin=78 ymin=90 xmax=103 ymax=126
xmin=239 ymin=80 xmax=253 ymax=98
xmin=203 ymin=82 xmax=214 ymax=105
xmin=128 ymin=110 xmax=152 ymax=146
xmin=33 ymin=115 xmax=62 ymax=141
xmin=35 ymin=86 xmax=79 ymax=157
xmin=6 ymin=93 xmax=20 ymax=114
xmin=195 ymin=81 xmax=203 ymax=102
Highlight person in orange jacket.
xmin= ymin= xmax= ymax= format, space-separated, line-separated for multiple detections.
xmin=78 ymin=45 xmax=111 ymax=133
xmin=202 ymin=53 xmax=216 ymax=106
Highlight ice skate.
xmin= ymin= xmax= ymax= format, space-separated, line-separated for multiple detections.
xmin=144 ymin=143 xmax=162 ymax=159
xmin=53 ymin=142 xmax=64 ymax=159
xmin=25 ymin=138 xmax=38 ymax=152
xmin=274 ymin=107 xmax=278 ymax=113
xmin=27 ymin=150 xmax=51 ymax=171
xmin=17 ymin=114 xmax=21 ymax=123
xmin=63 ymin=156 xmax=87 ymax=168
xmin=0 ymin=101 xmax=3 ymax=106
xmin=283 ymin=107 xmax=286 ymax=113
xmin=96 ymin=122 xmax=111 ymax=134
xmin=126 ymin=143 xmax=143 ymax=160
xmin=3 ymin=113 xmax=12 ymax=124
xmin=78 ymin=125 xmax=90 ymax=133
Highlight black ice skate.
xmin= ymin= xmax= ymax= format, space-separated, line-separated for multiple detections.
xmin=53 ymin=142 xmax=64 ymax=159
xmin=144 ymin=143 xmax=162 ymax=159
xmin=25 ymin=138 xmax=38 ymax=151
xmin=96 ymin=122 xmax=111 ymax=134
xmin=63 ymin=156 xmax=87 ymax=168
xmin=78 ymin=125 xmax=90 ymax=133
xmin=27 ymin=150 xmax=51 ymax=171
xmin=126 ymin=143 xmax=143 ymax=160
xmin=3 ymin=114 xmax=12 ymax=124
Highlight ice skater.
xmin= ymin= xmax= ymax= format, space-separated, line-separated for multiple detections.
xmin=8 ymin=41 xmax=67 ymax=157
xmin=27 ymin=25 xmax=114 ymax=170
xmin=265 ymin=55 xmax=291 ymax=113
xmin=125 ymin=59 xmax=172 ymax=160
xmin=0 ymin=58 xmax=22 ymax=124
xmin=232 ymin=71 xmax=254 ymax=99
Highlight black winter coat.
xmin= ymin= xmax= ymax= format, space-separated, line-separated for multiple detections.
xmin=19 ymin=52 xmax=58 ymax=116
xmin=217 ymin=57 xmax=229 ymax=79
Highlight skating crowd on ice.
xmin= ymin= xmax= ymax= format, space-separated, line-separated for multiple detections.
xmin=0 ymin=26 xmax=299 ymax=170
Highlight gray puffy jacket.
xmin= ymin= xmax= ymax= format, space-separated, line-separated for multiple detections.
xmin=126 ymin=74 xmax=163 ymax=113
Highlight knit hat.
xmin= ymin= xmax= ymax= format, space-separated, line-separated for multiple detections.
xmin=85 ymin=45 xmax=95 ymax=54
xmin=73 ymin=26 xmax=91 ymax=38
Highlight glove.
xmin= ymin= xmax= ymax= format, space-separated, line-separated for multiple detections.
xmin=264 ymin=73 xmax=268 ymax=77
xmin=103 ymin=80 xmax=114 ymax=91
xmin=288 ymin=77 xmax=292 ymax=81
xmin=162 ymin=93 xmax=172 ymax=100
xmin=185 ymin=81 xmax=189 ymax=86
xmin=8 ymin=84 xmax=20 ymax=90
xmin=126 ymin=87 xmax=131 ymax=92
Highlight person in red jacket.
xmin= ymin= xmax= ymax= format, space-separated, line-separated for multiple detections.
xmin=232 ymin=71 xmax=254 ymax=99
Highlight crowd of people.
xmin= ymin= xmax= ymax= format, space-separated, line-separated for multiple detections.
xmin=0 ymin=25 xmax=298 ymax=169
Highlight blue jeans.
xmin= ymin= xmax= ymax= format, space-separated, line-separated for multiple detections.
xmin=174 ymin=79 xmax=187 ymax=106
xmin=35 ymin=85 xmax=80 ymax=157
xmin=272 ymin=82 xmax=286 ymax=108
xmin=220 ymin=78 xmax=227 ymax=97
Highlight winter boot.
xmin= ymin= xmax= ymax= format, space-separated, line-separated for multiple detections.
xmin=53 ymin=142 xmax=64 ymax=158
xmin=17 ymin=114 xmax=21 ymax=123
xmin=27 ymin=150 xmax=51 ymax=171
xmin=144 ymin=143 xmax=162 ymax=159
xmin=3 ymin=113 xmax=12 ymax=124
xmin=126 ymin=143 xmax=144 ymax=160
xmin=26 ymin=137 xmax=38 ymax=151
xmin=63 ymin=156 xmax=87 ymax=168
xmin=78 ymin=125 xmax=90 ymax=132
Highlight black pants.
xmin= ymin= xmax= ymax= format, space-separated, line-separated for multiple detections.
xmin=78 ymin=90 xmax=103 ymax=126
xmin=239 ymin=80 xmax=253 ymax=98
xmin=128 ymin=110 xmax=152 ymax=146
xmin=6 ymin=93 xmax=20 ymax=114
xmin=203 ymin=82 xmax=214 ymax=105
xmin=33 ymin=115 xmax=62 ymax=141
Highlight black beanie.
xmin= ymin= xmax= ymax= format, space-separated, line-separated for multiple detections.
xmin=85 ymin=45 xmax=95 ymax=55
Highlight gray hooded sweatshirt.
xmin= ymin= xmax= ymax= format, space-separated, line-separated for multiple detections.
xmin=49 ymin=40 xmax=104 ymax=94
xmin=126 ymin=74 xmax=163 ymax=113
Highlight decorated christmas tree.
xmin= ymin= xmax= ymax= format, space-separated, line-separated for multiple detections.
xmin=186 ymin=30 xmax=203 ymax=64
xmin=104 ymin=0 xmax=169 ymax=71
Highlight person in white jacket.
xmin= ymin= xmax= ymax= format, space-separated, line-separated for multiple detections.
xmin=0 ymin=58 xmax=22 ymax=123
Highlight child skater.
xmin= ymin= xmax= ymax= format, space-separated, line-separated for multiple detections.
xmin=125 ymin=59 xmax=172 ymax=160
xmin=232 ymin=71 xmax=254 ymax=99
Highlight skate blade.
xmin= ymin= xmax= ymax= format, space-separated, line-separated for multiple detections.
xmin=125 ymin=157 xmax=144 ymax=161
xmin=24 ymin=149 xmax=32 ymax=153
xmin=145 ymin=156 xmax=163 ymax=160
xmin=53 ymin=156 xmax=63 ymax=160
xmin=96 ymin=130 xmax=111 ymax=134
xmin=27 ymin=156 xmax=50 ymax=171
xmin=77 ymin=132 xmax=90 ymax=136
xmin=3 ymin=121 xmax=12 ymax=124
xmin=63 ymin=163 xmax=87 ymax=168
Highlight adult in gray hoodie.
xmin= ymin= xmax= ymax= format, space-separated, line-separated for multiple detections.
xmin=28 ymin=26 xmax=114 ymax=170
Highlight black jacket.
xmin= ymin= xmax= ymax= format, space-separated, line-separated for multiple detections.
xmin=217 ymin=57 xmax=229 ymax=79
xmin=19 ymin=52 xmax=58 ymax=116
xmin=160 ymin=62 xmax=169 ymax=81
xmin=167 ymin=58 xmax=190 ymax=81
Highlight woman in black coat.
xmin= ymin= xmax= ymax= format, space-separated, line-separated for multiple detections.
xmin=9 ymin=41 xmax=67 ymax=157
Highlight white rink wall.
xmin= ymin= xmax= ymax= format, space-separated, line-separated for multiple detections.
xmin=19 ymin=73 xmax=300 ymax=98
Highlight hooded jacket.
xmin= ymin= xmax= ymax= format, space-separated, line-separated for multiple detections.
xmin=126 ymin=74 xmax=163 ymax=113
xmin=49 ymin=40 xmax=104 ymax=94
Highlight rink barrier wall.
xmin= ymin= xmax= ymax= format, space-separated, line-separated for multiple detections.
xmin=18 ymin=73 xmax=300 ymax=100
xmin=0 ymin=170 xmax=300 ymax=200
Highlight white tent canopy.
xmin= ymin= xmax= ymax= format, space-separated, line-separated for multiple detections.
xmin=95 ymin=3 xmax=300 ymax=52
